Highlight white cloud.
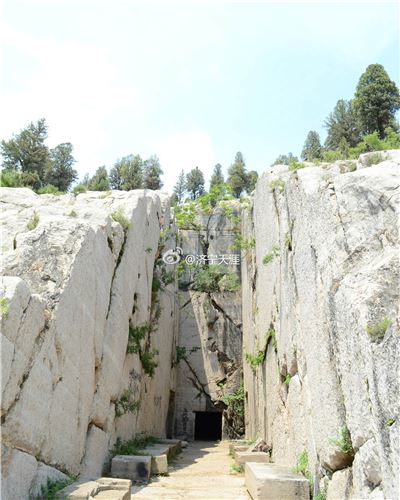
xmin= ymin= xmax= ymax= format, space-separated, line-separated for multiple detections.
xmin=0 ymin=23 xmax=137 ymax=178
xmin=153 ymin=131 xmax=216 ymax=192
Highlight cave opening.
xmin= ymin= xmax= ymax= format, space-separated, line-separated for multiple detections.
xmin=194 ymin=411 xmax=222 ymax=440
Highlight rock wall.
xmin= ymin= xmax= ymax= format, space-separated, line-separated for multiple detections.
xmin=174 ymin=206 xmax=244 ymax=440
xmin=242 ymin=152 xmax=400 ymax=499
xmin=0 ymin=188 xmax=178 ymax=499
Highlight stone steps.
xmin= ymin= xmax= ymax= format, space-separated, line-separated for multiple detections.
xmin=245 ymin=462 xmax=310 ymax=500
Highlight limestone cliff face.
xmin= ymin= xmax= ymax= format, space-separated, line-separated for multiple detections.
xmin=0 ymin=188 xmax=178 ymax=499
xmin=175 ymin=206 xmax=244 ymax=440
xmin=242 ymin=152 xmax=400 ymax=500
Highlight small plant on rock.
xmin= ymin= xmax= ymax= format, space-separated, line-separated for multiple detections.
xmin=111 ymin=208 xmax=131 ymax=231
xmin=283 ymin=374 xmax=292 ymax=386
xmin=27 ymin=211 xmax=39 ymax=231
xmin=329 ymin=426 xmax=354 ymax=456
xmin=223 ymin=383 xmax=245 ymax=417
xmin=0 ymin=297 xmax=9 ymax=318
xmin=35 ymin=477 xmax=75 ymax=500
xmin=127 ymin=323 xmax=152 ymax=354
xmin=262 ymin=245 xmax=280 ymax=265
xmin=141 ymin=350 xmax=159 ymax=377
xmin=68 ymin=210 xmax=78 ymax=217
xmin=269 ymin=179 xmax=286 ymax=193
xmin=245 ymin=350 xmax=265 ymax=371
xmin=265 ymin=328 xmax=277 ymax=351
xmin=366 ymin=318 xmax=391 ymax=340
xmin=111 ymin=433 xmax=159 ymax=456
xmin=115 ymin=389 xmax=140 ymax=417
xmin=315 ymin=487 xmax=327 ymax=500
xmin=230 ymin=463 xmax=244 ymax=474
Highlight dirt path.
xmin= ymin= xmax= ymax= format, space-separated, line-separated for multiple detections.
xmin=131 ymin=441 xmax=249 ymax=499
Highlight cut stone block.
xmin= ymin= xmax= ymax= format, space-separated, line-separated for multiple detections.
xmin=156 ymin=439 xmax=182 ymax=456
xmin=235 ymin=451 xmax=271 ymax=465
xmin=111 ymin=455 xmax=151 ymax=482
xmin=56 ymin=478 xmax=131 ymax=499
xmin=151 ymin=453 xmax=168 ymax=474
xmin=245 ymin=462 xmax=310 ymax=500
xmin=229 ymin=443 xmax=250 ymax=457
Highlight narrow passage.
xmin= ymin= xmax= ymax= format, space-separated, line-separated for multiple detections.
xmin=131 ymin=441 xmax=249 ymax=499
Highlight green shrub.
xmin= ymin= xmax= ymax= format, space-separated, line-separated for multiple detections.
xmin=27 ymin=211 xmax=39 ymax=231
xmin=269 ymin=179 xmax=286 ymax=193
xmin=35 ymin=477 xmax=75 ymax=500
xmin=366 ymin=318 xmax=391 ymax=340
xmin=127 ymin=323 xmax=152 ymax=354
xmin=323 ymin=149 xmax=344 ymax=162
xmin=191 ymin=265 xmax=240 ymax=293
xmin=0 ymin=297 xmax=10 ymax=318
xmin=222 ymin=383 xmax=244 ymax=417
xmin=0 ymin=169 xmax=23 ymax=187
xmin=141 ymin=350 xmax=159 ymax=377
xmin=145 ymin=247 xmax=153 ymax=253
xmin=262 ymin=245 xmax=280 ymax=265
xmin=230 ymin=463 xmax=244 ymax=473
xmin=37 ymin=184 xmax=62 ymax=195
xmin=284 ymin=374 xmax=292 ymax=386
xmin=386 ymin=418 xmax=395 ymax=427
xmin=329 ymin=426 xmax=354 ymax=455
xmin=68 ymin=210 xmax=78 ymax=217
xmin=288 ymin=161 xmax=306 ymax=172
xmin=364 ymin=152 xmax=385 ymax=167
xmin=233 ymin=235 xmax=256 ymax=251
xmin=315 ymin=488 xmax=327 ymax=500
xmin=111 ymin=208 xmax=131 ymax=231
xmin=111 ymin=433 xmax=159 ymax=456
xmin=115 ymin=389 xmax=140 ymax=417
xmin=265 ymin=328 xmax=277 ymax=351
xmin=174 ymin=345 xmax=200 ymax=365
xmin=97 ymin=190 xmax=112 ymax=199
xmin=73 ymin=183 xmax=87 ymax=194
xmin=245 ymin=350 xmax=265 ymax=371
xmin=294 ymin=449 xmax=309 ymax=476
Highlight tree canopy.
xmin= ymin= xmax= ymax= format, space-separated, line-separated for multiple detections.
xmin=227 ymin=152 xmax=248 ymax=198
xmin=210 ymin=164 xmax=224 ymax=188
xmin=89 ymin=166 xmax=110 ymax=191
xmin=301 ymin=131 xmax=322 ymax=161
xmin=324 ymin=99 xmax=361 ymax=149
xmin=186 ymin=167 xmax=205 ymax=200
xmin=173 ymin=169 xmax=186 ymax=204
xmin=143 ymin=155 xmax=163 ymax=190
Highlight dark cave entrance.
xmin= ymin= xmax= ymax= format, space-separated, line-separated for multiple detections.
xmin=194 ymin=411 xmax=222 ymax=440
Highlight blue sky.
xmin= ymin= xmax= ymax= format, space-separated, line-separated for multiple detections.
xmin=1 ymin=0 xmax=399 ymax=191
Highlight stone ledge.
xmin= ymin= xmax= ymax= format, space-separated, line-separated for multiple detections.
xmin=56 ymin=477 xmax=131 ymax=499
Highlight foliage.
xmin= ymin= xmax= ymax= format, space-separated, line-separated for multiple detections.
xmin=233 ymin=235 xmax=256 ymax=252
xmin=210 ymin=163 xmax=224 ymax=187
xmin=0 ymin=297 xmax=10 ymax=318
xmin=127 ymin=323 xmax=152 ymax=354
xmin=37 ymin=184 xmax=62 ymax=195
xmin=245 ymin=350 xmax=265 ymax=370
xmin=115 ymin=389 xmax=140 ymax=417
xmin=262 ymin=245 xmax=280 ymax=265
xmin=143 ymin=155 xmax=163 ymax=190
xmin=329 ymin=426 xmax=354 ymax=455
xmin=273 ymin=152 xmax=298 ymax=165
xmin=222 ymin=383 xmax=245 ymax=417
xmin=174 ymin=345 xmax=200 ymax=365
xmin=364 ymin=152 xmax=385 ymax=167
xmin=354 ymin=64 xmax=400 ymax=137
xmin=88 ymin=166 xmax=110 ymax=191
xmin=230 ymin=463 xmax=244 ymax=473
xmin=0 ymin=169 xmax=23 ymax=187
xmin=109 ymin=154 xmax=143 ymax=190
xmin=191 ymin=265 xmax=240 ymax=293
xmin=324 ymin=99 xmax=362 ymax=149
xmin=68 ymin=210 xmax=78 ymax=217
xmin=44 ymin=142 xmax=77 ymax=191
xmin=301 ymin=130 xmax=322 ymax=161
xmin=111 ymin=208 xmax=131 ymax=232
xmin=386 ymin=418 xmax=395 ymax=427
xmin=288 ymin=161 xmax=306 ymax=172
xmin=265 ymin=328 xmax=277 ymax=351
xmin=284 ymin=232 xmax=292 ymax=248
xmin=186 ymin=166 xmax=205 ymax=200
xmin=27 ymin=211 xmax=40 ymax=231
xmin=294 ymin=449 xmax=309 ymax=476
xmin=141 ymin=350 xmax=159 ymax=377
xmin=283 ymin=374 xmax=292 ymax=386
xmin=173 ymin=169 xmax=187 ymax=204
xmin=315 ymin=488 xmax=327 ymax=500
xmin=35 ymin=477 xmax=75 ymax=500
xmin=73 ymin=183 xmax=87 ymax=194
xmin=269 ymin=179 xmax=286 ymax=193
xmin=227 ymin=151 xmax=248 ymax=198
xmin=366 ymin=318 xmax=391 ymax=340
xmin=111 ymin=434 xmax=159 ymax=457
xmin=1 ymin=118 xmax=51 ymax=183
xmin=246 ymin=170 xmax=259 ymax=192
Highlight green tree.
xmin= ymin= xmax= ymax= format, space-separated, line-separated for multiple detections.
xmin=272 ymin=152 xmax=298 ymax=165
xmin=173 ymin=169 xmax=186 ymax=204
xmin=246 ymin=170 xmax=258 ymax=192
xmin=354 ymin=64 xmax=400 ymax=138
xmin=143 ymin=155 xmax=163 ymax=190
xmin=109 ymin=155 xmax=143 ymax=190
xmin=210 ymin=163 xmax=224 ymax=188
xmin=1 ymin=118 xmax=51 ymax=184
xmin=44 ymin=143 xmax=77 ymax=191
xmin=227 ymin=152 xmax=248 ymax=198
xmin=301 ymin=131 xmax=322 ymax=161
xmin=89 ymin=166 xmax=110 ymax=191
xmin=186 ymin=167 xmax=205 ymax=200
xmin=324 ymin=99 xmax=362 ymax=149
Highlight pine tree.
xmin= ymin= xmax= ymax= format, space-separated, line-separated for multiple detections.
xmin=186 ymin=167 xmax=205 ymax=200
xmin=227 ymin=152 xmax=248 ymax=198
xmin=210 ymin=164 xmax=224 ymax=188
xmin=109 ymin=155 xmax=143 ymax=190
xmin=246 ymin=170 xmax=258 ymax=193
xmin=173 ymin=170 xmax=186 ymax=204
xmin=272 ymin=152 xmax=298 ymax=166
xmin=324 ymin=100 xmax=361 ymax=149
xmin=44 ymin=143 xmax=77 ymax=191
xmin=143 ymin=155 xmax=163 ymax=190
xmin=88 ymin=166 xmax=110 ymax=191
xmin=301 ymin=131 xmax=322 ymax=161
xmin=354 ymin=64 xmax=400 ymax=138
